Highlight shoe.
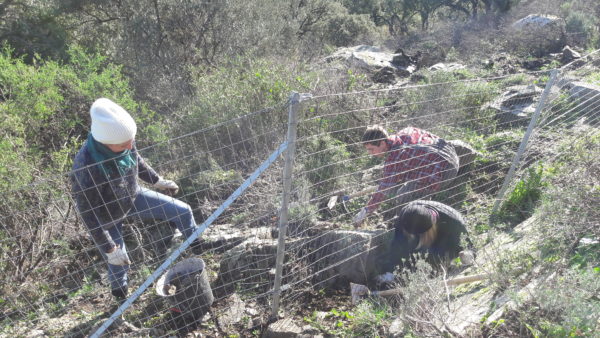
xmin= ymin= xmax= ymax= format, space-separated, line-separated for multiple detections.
xmin=111 ymin=286 xmax=128 ymax=301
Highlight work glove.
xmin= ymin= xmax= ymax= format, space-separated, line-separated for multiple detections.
xmin=106 ymin=246 xmax=131 ymax=266
xmin=459 ymin=250 xmax=475 ymax=266
xmin=353 ymin=207 xmax=368 ymax=226
xmin=154 ymin=177 xmax=179 ymax=195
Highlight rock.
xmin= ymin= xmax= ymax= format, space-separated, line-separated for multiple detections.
xmin=569 ymin=81 xmax=600 ymax=113
xmin=264 ymin=318 xmax=302 ymax=338
xmin=372 ymin=67 xmax=397 ymax=84
xmin=487 ymin=85 xmax=543 ymax=127
xmin=214 ymin=237 xmax=279 ymax=296
xmin=26 ymin=330 xmax=45 ymax=337
xmin=447 ymin=139 xmax=481 ymax=175
xmin=216 ymin=294 xmax=245 ymax=328
xmin=325 ymin=45 xmax=415 ymax=80
xmin=428 ymin=63 xmax=465 ymax=72
xmin=510 ymin=14 xmax=566 ymax=55
xmin=196 ymin=224 xmax=272 ymax=253
xmin=521 ymin=58 xmax=549 ymax=70
xmin=325 ymin=45 xmax=392 ymax=69
xmin=388 ymin=317 xmax=406 ymax=337
xmin=562 ymin=81 xmax=600 ymax=127
xmin=305 ymin=230 xmax=391 ymax=286
xmin=391 ymin=49 xmax=421 ymax=68
xmin=561 ymin=45 xmax=581 ymax=64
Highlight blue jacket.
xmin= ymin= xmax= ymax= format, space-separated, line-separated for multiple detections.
xmin=70 ymin=141 xmax=160 ymax=253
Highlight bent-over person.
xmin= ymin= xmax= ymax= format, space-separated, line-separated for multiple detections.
xmin=70 ymin=98 xmax=202 ymax=301
xmin=354 ymin=125 xmax=459 ymax=226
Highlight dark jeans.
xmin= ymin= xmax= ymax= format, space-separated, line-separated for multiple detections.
xmin=97 ymin=188 xmax=198 ymax=291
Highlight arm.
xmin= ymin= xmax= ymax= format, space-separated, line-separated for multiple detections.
xmin=135 ymin=147 xmax=160 ymax=184
xmin=70 ymin=159 xmax=117 ymax=254
xmin=366 ymin=151 xmax=407 ymax=213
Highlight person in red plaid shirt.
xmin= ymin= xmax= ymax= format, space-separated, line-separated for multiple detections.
xmin=353 ymin=125 xmax=459 ymax=226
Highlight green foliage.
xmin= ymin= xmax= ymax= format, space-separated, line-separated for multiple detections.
xmin=345 ymin=301 xmax=391 ymax=337
xmin=300 ymin=134 xmax=354 ymax=198
xmin=500 ymin=163 xmax=555 ymax=222
xmin=562 ymin=5 xmax=600 ymax=49
xmin=0 ymin=44 xmax=164 ymax=184
xmin=313 ymin=2 xmax=380 ymax=47
xmin=0 ymin=1 xmax=70 ymax=62
xmin=184 ymin=58 xmax=314 ymax=132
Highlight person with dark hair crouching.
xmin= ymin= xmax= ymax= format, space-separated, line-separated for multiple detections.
xmin=378 ymin=200 xmax=474 ymax=280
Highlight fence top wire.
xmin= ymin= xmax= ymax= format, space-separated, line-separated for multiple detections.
xmin=309 ymin=69 xmax=550 ymax=100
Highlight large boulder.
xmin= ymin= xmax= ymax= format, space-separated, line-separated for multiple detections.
xmin=510 ymin=14 xmax=566 ymax=56
xmin=567 ymin=81 xmax=600 ymax=126
xmin=325 ymin=45 xmax=416 ymax=81
xmin=304 ymin=229 xmax=392 ymax=287
xmin=487 ymin=85 xmax=543 ymax=127
xmin=214 ymin=228 xmax=393 ymax=297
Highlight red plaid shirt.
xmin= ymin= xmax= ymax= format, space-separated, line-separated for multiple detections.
xmin=366 ymin=127 xmax=450 ymax=213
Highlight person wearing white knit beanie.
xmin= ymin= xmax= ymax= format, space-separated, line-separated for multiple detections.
xmin=70 ymin=98 xmax=203 ymax=302
xmin=90 ymin=97 xmax=138 ymax=145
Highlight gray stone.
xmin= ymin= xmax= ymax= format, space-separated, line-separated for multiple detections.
xmin=215 ymin=237 xmax=279 ymax=296
xmin=216 ymin=294 xmax=245 ymax=328
xmin=305 ymin=230 xmax=391 ymax=286
xmin=388 ymin=317 xmax=406 ymax=337
xmin=488 ymin=85 xmax=542 ymax=126
xmin=561 ymin=45 xmax=581 ymax=64
xmin=324 ymin=45 xmax=415 ymax=78
xmin=264 ymin=318 xmax=302 ymax=338
xmin=428 ymin=63 xmax=465 ymax=72
xmin=447 ymin=139 xmax=481 ymax=172
xmin=510 ymin=14 xmax=567 ymax=54
xmin=569 ymin=81 xmax=600 ymax=119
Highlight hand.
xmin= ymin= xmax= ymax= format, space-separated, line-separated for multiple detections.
xmin=154 ymin=177 xmax=179 ymax=195
xmin=353 ymin=208 xmax=367 ymax=226
xmin=106 ymin=246 xmax=131 ymax=266
xmin=459 ymin=250 xmax=475 ymax=266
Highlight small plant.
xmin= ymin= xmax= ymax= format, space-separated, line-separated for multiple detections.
xmin=499 ymin=163 xmax=555 ymax=224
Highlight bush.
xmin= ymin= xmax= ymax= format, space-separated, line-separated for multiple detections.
xmin=499 ymin=163 xmax=555 ymax=224
xmin=300 ymin=134 xmax=354 ymax=198
xmin=0 ymin=43 xmax=164 ymax=300
xmin=313 ymin=2 xmax=380 ymax=47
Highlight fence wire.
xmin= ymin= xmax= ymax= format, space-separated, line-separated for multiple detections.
xmin=1 ymin=51 xmax=600 ymax=336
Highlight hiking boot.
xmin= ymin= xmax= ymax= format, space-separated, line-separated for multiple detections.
xmin=111 ymin=286 xmax=128 ymax=301
xmin=190 ymin=238 xmax=204 ymax=255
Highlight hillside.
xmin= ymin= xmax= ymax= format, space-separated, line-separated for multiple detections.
xmin=0 ymin=1 xmax=599 ymax=337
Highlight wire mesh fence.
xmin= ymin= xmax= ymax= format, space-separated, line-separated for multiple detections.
xmin=1 ymin=50 xmax=599 ymax=336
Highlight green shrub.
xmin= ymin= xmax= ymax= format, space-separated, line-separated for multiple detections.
xmin=314 ymin=2 xmax=380 ymax=47
xmin=0 ymin=43 xmax=165 ymax=306
xmin=300 ymin=134 xmax=354 ymax=198
xmin=184 ymin=58 xmax=314 ymax=131
xmin=500 ymin=163 xmax=555 ymax=223
xmin=564 ymin=11 xmax=599 ymax=49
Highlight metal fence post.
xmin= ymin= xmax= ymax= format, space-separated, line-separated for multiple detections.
xmin=271 ymin=92 xmax=301 ymax=318
xmin=491 ymin=69 xmax=559 ymax=216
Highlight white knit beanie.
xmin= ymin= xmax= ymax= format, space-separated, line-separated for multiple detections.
xmin=90 ymin=98 xmax=137 ymax=144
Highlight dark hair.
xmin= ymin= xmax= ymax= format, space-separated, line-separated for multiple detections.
xmin=396 ymin=202 xmax=435 ymax=234
xmin=362 ymin=125 xmax=389 ymax=146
